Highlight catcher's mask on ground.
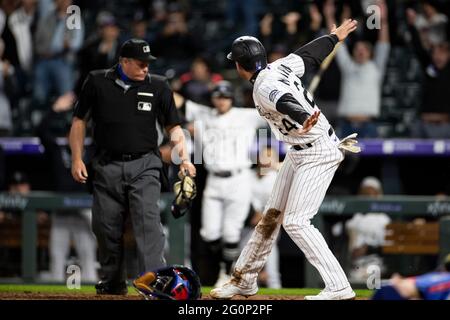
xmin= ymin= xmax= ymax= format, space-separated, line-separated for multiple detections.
xmin=133 ymin=265 xmax=202 ymax=300
xmin=171 ymin=173 xmax=197 ymax=219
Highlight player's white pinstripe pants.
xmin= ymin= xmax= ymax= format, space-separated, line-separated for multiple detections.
xmin=200 ymin=169 xmax=252 ymax=243
xmin=233 ymin=132 xmax=350 ymax=291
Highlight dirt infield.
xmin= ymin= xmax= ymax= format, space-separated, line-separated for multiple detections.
xmin=0 ymin=292 xmax=365 ymax=300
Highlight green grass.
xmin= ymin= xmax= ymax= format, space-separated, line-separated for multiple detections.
xmin=0 ymin=284 xmax=101 ymax=294
xmin=202 ymin=287 xmax=373 ymax=298
xmin=0 ymin=284 xmax=373 ymax=298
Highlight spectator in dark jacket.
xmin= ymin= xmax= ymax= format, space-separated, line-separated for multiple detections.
xmin=75 ymin=12 xmax=120 ymax=95
xmin=0 ymin=0 xmax=37 ymax=92
xmin=151 ymin=8 xmax=202 ymax=74
xmin=408 ymin=9 xmax=450 ymax=138
xmin=173 ymin=57 xmax=223 ymax=106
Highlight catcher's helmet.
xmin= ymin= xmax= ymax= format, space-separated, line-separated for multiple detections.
xmin=133 ymin=265 xmax=202 ymax=300
xmin=227 ymin=36 xmax=267 ymax=72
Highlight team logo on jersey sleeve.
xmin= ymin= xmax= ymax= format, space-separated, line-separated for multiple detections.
xmin=255 ymin=105 xmax=280 ymax=122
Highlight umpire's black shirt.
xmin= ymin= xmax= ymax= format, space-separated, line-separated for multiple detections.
xmin=74 ymin=64 xmax=181 ymax=153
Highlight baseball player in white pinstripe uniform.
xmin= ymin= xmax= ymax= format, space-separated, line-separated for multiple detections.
xmin=176 ymin=81 xmax=267 ymax=285
xmin=211 ymin=19 xmax=360 ymax=300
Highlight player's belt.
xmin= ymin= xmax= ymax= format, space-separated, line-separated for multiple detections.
xmin=109 ymin=151 xmax=153 ymax=162
xmin=292 ymin=143 xmax=313 ymax=151
xmin=292 ymin=127 xmax=334 ymax=151
xmin=211 ymin=169 xmax=242 ymax=178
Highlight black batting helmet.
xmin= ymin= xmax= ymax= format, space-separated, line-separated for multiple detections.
xmin=211 ymin=80 xmax=234 ymax=99
xmin=227 ymin=36 xmax=267 ymax=72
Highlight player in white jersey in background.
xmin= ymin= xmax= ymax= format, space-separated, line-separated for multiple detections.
xmin=175 ymin=81 xmax=266 ymax=286
xmin=211 ymin=19 xmax=360 ymax=300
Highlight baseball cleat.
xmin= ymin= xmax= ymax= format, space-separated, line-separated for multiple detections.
xmin=214 ymin=271 xmax=231 ymax=289
xmin=304 ymin=287 xmax=356 ymax=300
xmin=210 ymin=282 xmax=258 ymax=299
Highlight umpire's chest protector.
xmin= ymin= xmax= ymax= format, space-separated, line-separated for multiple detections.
xmin=90 ymin=70 xmax=166 ymax=153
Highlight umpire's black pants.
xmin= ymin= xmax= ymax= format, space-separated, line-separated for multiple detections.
xmin=91 ymin=152 xmax=166 ymax=284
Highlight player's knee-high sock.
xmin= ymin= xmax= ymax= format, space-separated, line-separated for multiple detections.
xmin=206 ymin=238 xmax=223 ymax=258
xmin=205 ymin=238 xmax=223 ymax=272
xmin=223 ymin=242 xmax=240 ymax=274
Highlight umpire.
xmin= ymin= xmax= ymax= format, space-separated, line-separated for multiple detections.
xmin=69 ymin=38 xmax=196 ymax=295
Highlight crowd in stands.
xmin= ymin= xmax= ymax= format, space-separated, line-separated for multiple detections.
xmin=0 ymin=0 xmax=448 ymax=138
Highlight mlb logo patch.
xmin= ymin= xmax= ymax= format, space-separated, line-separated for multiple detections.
xmin=143 ymin=45 xmax=150 ymax=53
xmin=138 ymin=101 xmax=152 ymax=111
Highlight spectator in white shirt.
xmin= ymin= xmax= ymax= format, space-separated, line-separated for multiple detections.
xmin=324 ymin=0 xmax=390 ymax=138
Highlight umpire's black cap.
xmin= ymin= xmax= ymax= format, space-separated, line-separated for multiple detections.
xmin=211 ymin=81 xmax=233 ymax=99
xmin=120 ymin=38 xmax=157 ymax=62
xmin=227 ymin=36 xmax=267 ymax=72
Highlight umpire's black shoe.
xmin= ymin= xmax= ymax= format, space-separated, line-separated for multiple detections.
xmin=95 ymin=281 xmax=128 ymax=295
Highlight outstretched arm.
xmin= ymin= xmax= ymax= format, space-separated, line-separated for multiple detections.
xmin=274 ymin=93 xmax=320 ymax=135
xmin=374 ymin=0 xmax=391 ymax=73
xmin=297 ymin=111 xmax=320 ymax=135
xmin=406 ymin=8 xmax=430 ymax=67
xmin=173 ymin=92 xmax=210 ymax=137
xmin=293 ymin=35 xmax=339 ymax=74
xmin=276 ymin=93 xmax=311 ymax=125
xmin=322 ymin=1 xmax=355 ymax=70
xmin=293 ymin=19 xmax=357 ymax=73
xmin=377 ymin=0 xmax=390 ymax=44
